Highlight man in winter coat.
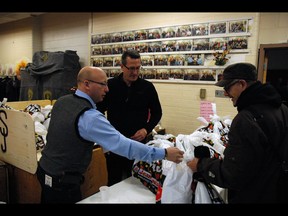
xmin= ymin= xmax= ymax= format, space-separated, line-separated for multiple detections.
xmin=187 ymin=62 xmax=288 ymax=203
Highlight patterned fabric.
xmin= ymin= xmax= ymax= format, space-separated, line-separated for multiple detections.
xmin=132 ymin=160 xmax=165 ymax=203
xmin=24 ymin=104 xmax=41 ymax=115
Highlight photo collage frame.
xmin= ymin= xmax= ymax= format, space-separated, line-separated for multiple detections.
xmin=101 ymin=68 xmax=223 ymax=82
xmin=91 ymin=18 xmax=252 ymax=83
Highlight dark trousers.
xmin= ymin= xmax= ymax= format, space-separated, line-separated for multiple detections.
xmin=36 ymin=165 xmax=83 ymax=203
xmin=105 ymin=152 xmax=134 ymax=186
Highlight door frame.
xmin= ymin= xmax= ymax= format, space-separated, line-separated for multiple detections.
xmin=258 ymin=43 xmax=288 ymax=83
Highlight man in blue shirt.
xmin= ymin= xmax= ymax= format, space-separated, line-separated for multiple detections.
xmin=37 ymin=66 xmax=183 ymax=203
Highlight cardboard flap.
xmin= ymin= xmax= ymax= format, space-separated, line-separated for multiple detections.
xmin=0 ymin=108 xmax=37 ymax=174
xmin=6 ymin=100 xmax=51 ymax=110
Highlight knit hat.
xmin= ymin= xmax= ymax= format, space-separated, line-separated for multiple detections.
xmin=215 ymin=62 xmax=257 ymax=87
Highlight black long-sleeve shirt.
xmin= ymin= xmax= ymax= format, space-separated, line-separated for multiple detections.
xmin=97 ymin=73 xmax=162 ymax=141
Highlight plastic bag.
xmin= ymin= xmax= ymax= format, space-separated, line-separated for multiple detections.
xmin=161 ymin=162 xmax=193 ymax=203
xmin=194 ymin=181 xmax=211 ymax=203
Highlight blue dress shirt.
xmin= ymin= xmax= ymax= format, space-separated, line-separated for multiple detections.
xmin=76 ymin=89 xmax=165 ymax=163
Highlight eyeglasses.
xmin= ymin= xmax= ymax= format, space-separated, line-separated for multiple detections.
xmin=224 ymin=79 xmax=240 ymax=92
xmin=123 ymin=64 xmax=142 ymax=72
xmin=87 ymin=79 xmax=108 ymax=87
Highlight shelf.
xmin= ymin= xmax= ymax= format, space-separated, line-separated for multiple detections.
xmin=100 ymin=66 xmax=225 ymax=70
xmin=90 ymin=18 xmax=252 ymax=83
xmin=91 ymin=32 xmax=251 ymax=46
xmin=149 ymin=79 xmax=217 ymax=85
xmin=91 ymin=49 xmax=249 ymax=58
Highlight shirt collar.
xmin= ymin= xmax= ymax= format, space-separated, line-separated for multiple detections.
xmin=75 ymin=89 xmax=96 ymax=109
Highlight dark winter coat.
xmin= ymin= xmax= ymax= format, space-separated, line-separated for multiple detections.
xmin=198 ymin=81 xmax=288 ymax=203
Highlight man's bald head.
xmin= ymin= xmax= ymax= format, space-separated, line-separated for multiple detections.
xmin=77 ymin=66 xmax=106 ymax=85
xmin=76 ymin=66 xmax=108 ymax=103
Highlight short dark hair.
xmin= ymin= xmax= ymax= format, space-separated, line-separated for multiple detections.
xmin=121 ymin=50 xmax=141 ymax=65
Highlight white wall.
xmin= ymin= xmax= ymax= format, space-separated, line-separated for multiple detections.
xmin=0 ymin=12 xmax=287 ymax=135
xmin=0 ymin=18 xmax=33 ymax=66
xmin=0 ymin=12 xmax=91 ymax=72
xmin=91 ymin=12 xmax=259 ymax=134
xmin=40 ymin=13 xmax=91 ymax=66
xmin=258 ymin=13 xmax=288 ymax=45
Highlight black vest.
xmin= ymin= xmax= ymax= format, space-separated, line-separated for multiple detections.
xmin=39 ymin=94 xmax=94 ymax=176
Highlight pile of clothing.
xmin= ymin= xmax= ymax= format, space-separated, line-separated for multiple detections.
xmin=0 ymin=99 xmax=52 ymax=151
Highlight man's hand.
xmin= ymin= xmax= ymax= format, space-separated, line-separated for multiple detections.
xmin=166 ymin=147 xmax=184 ymax=164
xmin=130 ymin=128 xmax=147 ymax=142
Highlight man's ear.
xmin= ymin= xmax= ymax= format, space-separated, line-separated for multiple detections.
xmin=239 ymin=80 xmax=246 ymax=88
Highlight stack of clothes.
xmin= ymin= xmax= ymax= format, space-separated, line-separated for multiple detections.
xmin=0 ymin=98 xmax=52 ymax=151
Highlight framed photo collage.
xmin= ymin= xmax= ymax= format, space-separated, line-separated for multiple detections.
xmin=91 ymin=18 xmax=252 ymax=83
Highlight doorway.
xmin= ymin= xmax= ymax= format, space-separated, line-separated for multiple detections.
xmin=258 ymin=43 xmax=288 ymax=106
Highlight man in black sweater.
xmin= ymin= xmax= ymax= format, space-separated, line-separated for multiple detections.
xmin=97 ymin=50 xmax=162 ymax=186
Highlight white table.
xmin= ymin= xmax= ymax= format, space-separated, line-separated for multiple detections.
xmin=78 ymin=176 xmax=227 ymax=204
xmin=78 ymin=176 xmax=156 ymax=204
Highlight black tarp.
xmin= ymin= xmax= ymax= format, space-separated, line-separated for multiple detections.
xmin=27 ymin=50 xmax=81 ymax=76
xmin=20 ymin=50 xmax=81 ymax=100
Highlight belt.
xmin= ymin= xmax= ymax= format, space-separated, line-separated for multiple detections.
xmin=37 ymin=165 xmax=84 ymax=188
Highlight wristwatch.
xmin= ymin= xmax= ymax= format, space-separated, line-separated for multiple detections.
xmin=164 ymin=148 xmax=168 ymax=160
